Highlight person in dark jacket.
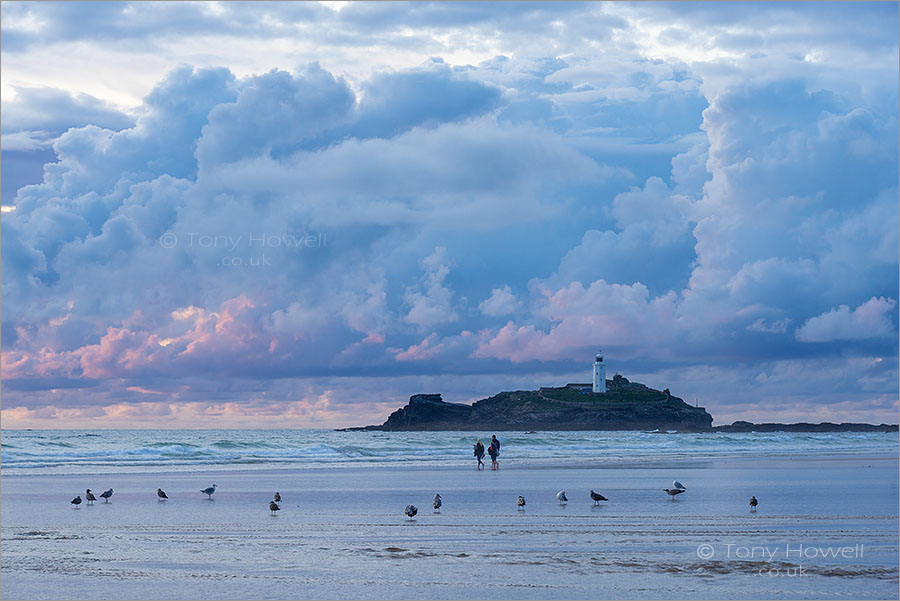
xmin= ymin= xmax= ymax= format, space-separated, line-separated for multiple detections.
xmin=473 ymin=439 xmax=485 ymax=469
xmin=491 ymin=435 xmax=501 ymax=469
xmin=488 ymin=439 xmax=499 ymax=470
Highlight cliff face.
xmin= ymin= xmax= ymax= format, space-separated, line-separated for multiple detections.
xmin=366 ymin=378 xmax=715 ymax=432
xmin=379 ymin=394 xmax=474 ymax=431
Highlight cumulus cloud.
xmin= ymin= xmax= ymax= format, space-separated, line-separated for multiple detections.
xmin=478 ymin=285 xmax=518 ymax=317
xmin=349 ymin=58 xmax=503 ymax=140
xmin=1 ymin=131 xmax=56 ymax=152
xmin=796 ymin=297 xmax=898 ymax=343
xmin=1 ymin=86 xmax=134 ymax=137
xmin=544 ymin=176 xmax=697 ymax=294
xmin=473 ymin=281 xmax=681 ymax=363
xmin=403 ymin=247 xmax=460 ymax=329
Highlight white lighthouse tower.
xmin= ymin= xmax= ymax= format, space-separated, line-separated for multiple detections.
xmin=592 ymin=351 xmax=606 ymax=393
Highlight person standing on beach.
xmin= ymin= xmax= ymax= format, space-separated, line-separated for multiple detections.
xmin=473 ymin=439 xmax=485 ymax=469
xmin=488 ymin=438 xmax=499 ymax=470
xmin=490 ymin=435 xmax=501 ymax=470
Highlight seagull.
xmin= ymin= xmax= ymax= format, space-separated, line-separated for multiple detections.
xmin=664 ymin=487 xmax=685 ymax=500
xmin=557 ymin=490 xmax=568 ymax=504
xmin=273 ymin=492 xmax=281 ymax=503
xmin=85 ymin=489 xmax=97 ymax=505
xmin=99 ymin=488 xmax=114 ymax=503
xmin=590 ymin=490 xmax=608 ymax=504
xmin=749 ymin=496 xmax=758 ymax=512
xmin=269 ymin=501 xmax=280 ymax=515
xmin=71 ymin=495 xmax=82 ymax=508
xmin=433 ymin=493 xmax=442 ymax=512
xmin=201 ymin=484 xmax=217 ymax=499
xmin=157 ymin=488 xmax=168 ymax=501
xmin=516 ymin=495 xmax=526 ymax=509
xmin=404 ymin=504 xmax=418 ymax=519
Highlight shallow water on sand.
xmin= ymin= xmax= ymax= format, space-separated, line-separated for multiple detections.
xmin=2 ymin=455 xmax=897 ymax=599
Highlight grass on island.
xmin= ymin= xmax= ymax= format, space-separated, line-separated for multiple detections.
xmin=538 ymin=386 xmax=670 ymax=404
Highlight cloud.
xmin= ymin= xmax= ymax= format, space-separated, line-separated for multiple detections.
xmin=2 ymin=86 xmax=134 ymax=136
xmin=392 ymin=332 xmax=445 ymax=362
xmin=680 ymin=79 xmax=899 ymax=340
xmin=473 ymin=281 xmax=680 ymax=363
xmin=796 ymin=297 xmax=898 ymax=343
xmin=348 ymin=58 xmax=502 ymax=140
xmin=0 ymin=1 xmax=331 ymax=51
xmin=404 ymin=247 xmax=460 ymax=329
xmin=544 ymin=175 xmax=697 ymax=295
xmin=196 ymin=63 xmax=355 ymax=166
xmin=1 ymin=131 xmax=56 ymax=152
xmin=478 ymin=285 xmax=518 ymax=317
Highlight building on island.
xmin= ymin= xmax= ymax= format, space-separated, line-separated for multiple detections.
xmin=564 ymin=352 xmax=607 ymax=394
xmin=592 ymin=351 xmax=606 ymax=393
xmin=565 ymin=383 xmax=593 ymax=393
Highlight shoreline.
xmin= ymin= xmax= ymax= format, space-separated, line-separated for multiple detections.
xmin=3 ymin=450 xmax=896 ymax=480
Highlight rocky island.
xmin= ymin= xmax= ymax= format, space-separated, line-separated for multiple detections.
xmin=344 ymin=374 xmax=898 ymax=433
xmin=348 ymin=375 xmax=714 ymax=432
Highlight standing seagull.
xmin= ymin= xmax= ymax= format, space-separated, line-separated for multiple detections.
xmin=99 ymin=488 xmax=114 ymax=503
xmin=157 ymin=488 xmax=169 ymax=501
xmin=516 ymin=495 xmax=526 ymax=510
xmin=590 ymin=490 xmax=608 ymax=504
xmin=71 ymin=495 xmax=82 ymax=508
xmin=433 ymin=493 xmax=442 ymax=512
xmin=269 ymin=500 xmax=280 ymax=515
xmin=85 ymin=489 xmax=97 ymax=505
xmin=273 ymin=492 xmax=281 ymax=503
xmin=404 ymin=504 xmax=418 ymax=519
xmin=664 ymin=480 xmax=686 ymax=500
xmin=201 ymin=484 xmax=217 ymax=499
xmin=749 ymin=496 xmax=758 ymax=512
xmin=557 ymin=490 xmax=568 ymax=504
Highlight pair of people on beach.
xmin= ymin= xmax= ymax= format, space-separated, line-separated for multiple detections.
xmin=473 ymin=435 xmax=500 ymax=470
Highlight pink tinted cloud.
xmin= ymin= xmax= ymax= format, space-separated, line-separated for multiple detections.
xmin=6 ymin=295 xmax=296 ymax=380
xmin=392 ymin=332 xmax=445 ymax=361
xmin=473 ymin=281 xmax=681 ymax=362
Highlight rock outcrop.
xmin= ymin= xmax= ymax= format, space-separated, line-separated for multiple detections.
xmin=712 ymin=421 xmax=898 ymax=432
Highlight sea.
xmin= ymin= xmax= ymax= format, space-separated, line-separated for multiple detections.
xmin=2 ymin=428 xmax=897 ymax=475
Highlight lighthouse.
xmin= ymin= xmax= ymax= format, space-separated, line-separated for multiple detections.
xmin=592 ymin=351 xmax=606 ymax=393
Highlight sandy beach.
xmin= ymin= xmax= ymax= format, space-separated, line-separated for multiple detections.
xmin=2 ymin=453 xmax=897 ymax=600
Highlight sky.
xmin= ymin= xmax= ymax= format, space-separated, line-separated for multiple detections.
xmin=1 ymin=1 xmax=898 ymax=429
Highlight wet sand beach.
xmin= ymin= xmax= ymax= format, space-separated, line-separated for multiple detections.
xmin=2 ymin=454 xmax=897 ymax=599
